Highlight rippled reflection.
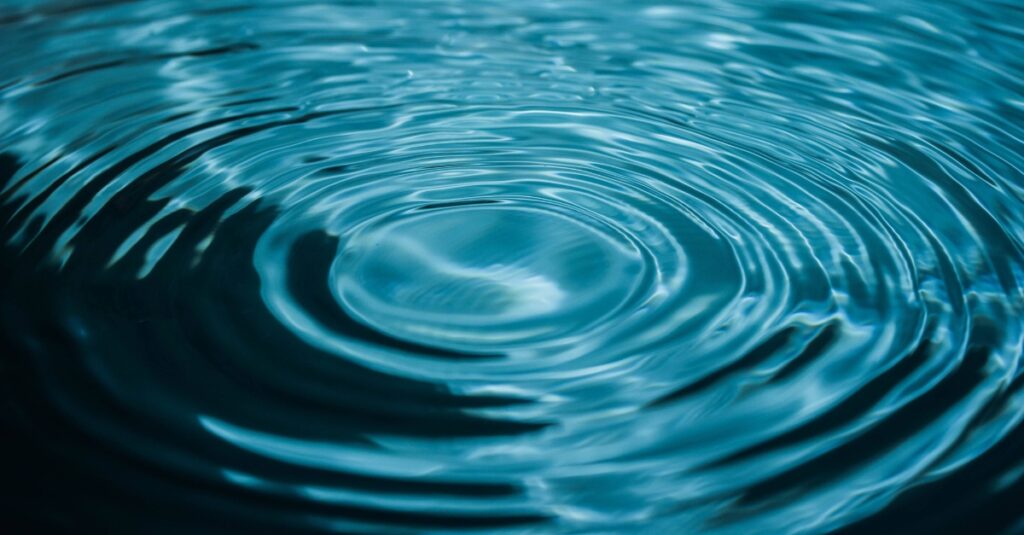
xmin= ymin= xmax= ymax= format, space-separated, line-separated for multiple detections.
xmin=1 ymin=0 xmax=1023 ymax=533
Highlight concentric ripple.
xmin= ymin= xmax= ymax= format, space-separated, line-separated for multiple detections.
xmin=2 ymin=0 xmax=1024 ymax=533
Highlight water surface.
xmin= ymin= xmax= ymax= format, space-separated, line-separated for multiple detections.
xmin=2 ymin=0 xmax=1024 ymax=533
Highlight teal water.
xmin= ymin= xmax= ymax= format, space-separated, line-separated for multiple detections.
xmin=1 ymin=1 xmax=1024 ymax=533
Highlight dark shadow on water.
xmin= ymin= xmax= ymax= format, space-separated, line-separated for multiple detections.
xmin=0 ymin=151 xmax=552 ymax=532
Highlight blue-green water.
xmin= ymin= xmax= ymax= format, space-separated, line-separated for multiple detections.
xmin=1 ymin=0 xmax=1024 ymax=533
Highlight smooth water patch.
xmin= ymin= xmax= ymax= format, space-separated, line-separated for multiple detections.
xmin=336 ymin=204 xmax=645 ymax=349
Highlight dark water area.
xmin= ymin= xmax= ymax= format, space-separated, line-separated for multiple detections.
xmin=1 ymin=1 xmax=1024 ymax=533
